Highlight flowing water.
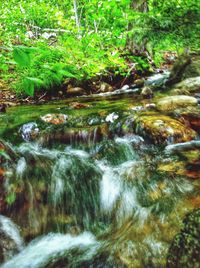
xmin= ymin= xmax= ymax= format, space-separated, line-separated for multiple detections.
xmin=0 ymin=87 xmax=199 ymax=267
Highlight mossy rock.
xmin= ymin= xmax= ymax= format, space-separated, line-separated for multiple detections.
xmin=167 ymin=209 xmax=200 ymax=268
xmin=134 ymin=112 xmax=197 ymax=144
xmin=170 ymin=77 xmax=200 ymax=95
xmin=157 ymin=95 xmax=198 ymax=112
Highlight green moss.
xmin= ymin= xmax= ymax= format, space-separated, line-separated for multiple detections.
xmin=167 ymin=209 xmax=200 ymax=268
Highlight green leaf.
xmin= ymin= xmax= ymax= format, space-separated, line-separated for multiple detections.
xmin=59 ymin=69 xmax=76 ymax=78
xmin=13 ymin=47 xmax=31 ymax=68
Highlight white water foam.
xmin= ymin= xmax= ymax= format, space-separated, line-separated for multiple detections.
xmin=0 ymin=215 xmax=24 ymax=251
xmin=1 ymin=232 xmax=99 ymax=268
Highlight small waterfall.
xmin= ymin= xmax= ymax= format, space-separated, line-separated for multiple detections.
xmin=3 ymin=142 xmax=102 ymax=234
xmin=0 ymin=130 xmax=197 ymax=267
xmin=145 ymin=71 xmax=170 ymax=87
xmin=1 ymin=232 xmax=99 ymax=268
xmin=99 ymin=160 xmax=150 ymax=225
xmin=98 ymin=136 xmax=194 ymax=226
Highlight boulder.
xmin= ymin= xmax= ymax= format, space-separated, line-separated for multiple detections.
xmin=67 ymin=86 xmax=86 ymax=96
xmin=157 ymin=95 xmax=198 ymax=111
xmin=134 ymin=112 xmax=196 ymax=144
xmin=40 ymin=114 xmax=68 ymax=125
xmin=170 ymin=77 xmax=200 ymax=95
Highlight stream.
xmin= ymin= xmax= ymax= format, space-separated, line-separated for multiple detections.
xmin=0 ymin=74 xmax=199 ymax=267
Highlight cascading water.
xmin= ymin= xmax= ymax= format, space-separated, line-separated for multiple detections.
xmin=0 ymin=88 xmax=199 ymax=267
xmin=0 ymin=215 xmax=24 ymax=262
xmin=1 ymin=232 xmax=99 ymax=268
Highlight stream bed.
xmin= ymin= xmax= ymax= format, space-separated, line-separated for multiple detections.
xmin=0 ymin=85 xmax=200 ymax=267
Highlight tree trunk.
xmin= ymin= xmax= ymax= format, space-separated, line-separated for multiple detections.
xmin=126 ymin=0 xmax=149 ymax=55
xmin=73 ymin=0 xmax=81 ymax=33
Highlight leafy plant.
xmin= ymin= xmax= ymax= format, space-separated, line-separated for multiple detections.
xmin=1 ymin=0 xmax=199 ymax=96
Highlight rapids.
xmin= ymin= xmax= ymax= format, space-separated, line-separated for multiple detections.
xmin=0 ymin=82 xmax=199 ymax=267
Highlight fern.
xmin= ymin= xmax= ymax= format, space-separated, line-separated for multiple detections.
xmin=13 ymin=46 xmax=37 ymax=68
xmin=22 ymin=77 xmax=44 ymax=96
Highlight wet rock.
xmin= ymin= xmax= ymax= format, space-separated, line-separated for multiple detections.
xmin=167 ymin=209 xmax=200 ymax=268
xmin=170 ymin=76 xmax=200 ymax=95
xmin=134 ymin=79 xmax=144 ymax=88
xmin=67 ymin=86 xmax=86 ymax=96
xmin=58 ymin=91 xmax=63 ymax=96
xmin=158 ymin=155 xmax=200 ymax=179
xmin=141 ymin=86 xmax=153 ymax=99
xmin=145 ymin=103 xmax=157 ymax=110
xmin=164 ymin=141 xmax=200 ymax=179
xmin=40 ymin=114 xmax=68 ymax=125
xmin=20 ymin=122 xmax=39 ymax=141
xmin=134 ymin=112 xmax=197 ymax=144
xmin=98 ymin=82 xmax=113 ymax=93
xmin=177 ymin=107 xmax=200 ymax=133
xmin=157 ymin=95 xmax=198 ymax=112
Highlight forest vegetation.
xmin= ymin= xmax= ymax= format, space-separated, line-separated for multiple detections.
xmin=0 ymin=0 xmax=199 ymax=96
